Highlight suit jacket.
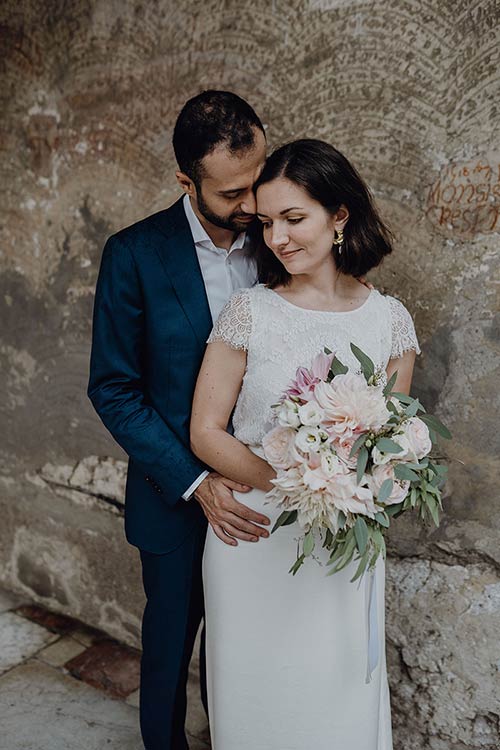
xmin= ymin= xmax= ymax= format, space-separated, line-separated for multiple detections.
xmin=88 ymin=197 xmax=211 ymax=553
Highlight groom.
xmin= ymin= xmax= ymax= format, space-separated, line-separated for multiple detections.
xmin=88 ymin=91 xmax=271 ymax=749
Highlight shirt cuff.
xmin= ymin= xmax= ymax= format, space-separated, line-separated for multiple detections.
xmin=182 ymin=470 xmax=210 ymax=501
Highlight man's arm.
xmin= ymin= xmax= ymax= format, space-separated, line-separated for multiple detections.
xmin=88 ymin=234 xmax=207 ymax=504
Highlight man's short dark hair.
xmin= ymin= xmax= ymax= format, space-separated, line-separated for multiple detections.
xmin=173 ymin=90 xmax=265 ymax=187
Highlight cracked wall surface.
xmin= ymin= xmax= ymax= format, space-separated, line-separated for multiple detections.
xmin=0 ymin=1 xmax=499 ymax=746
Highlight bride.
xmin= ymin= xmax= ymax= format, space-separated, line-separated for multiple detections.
xmin=190 ymin=139 xmax=420 ymax=750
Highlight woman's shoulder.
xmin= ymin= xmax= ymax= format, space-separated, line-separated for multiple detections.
xmin=375 ymin=291 xmax=421 ymax=357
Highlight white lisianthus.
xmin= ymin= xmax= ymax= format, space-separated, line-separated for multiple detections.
xmin=314 ymin=373 xmax=390 ymax=440
xmin=295 ymin=425 xmax=326 ymax=453
xmin=276 ymin=399 xmax=301 ymax=428
xmin=298 ymin=400 xmax=325 ymax=426
xmin=320 ymin=451 xmax=346 ymax=478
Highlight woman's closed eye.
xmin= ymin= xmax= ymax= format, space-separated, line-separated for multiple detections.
xmin=260 ymin=217 xmax=304 ymax=228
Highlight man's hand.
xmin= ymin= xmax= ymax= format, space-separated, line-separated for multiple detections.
xmin=194 ymin=472 xmax=271 ymax=546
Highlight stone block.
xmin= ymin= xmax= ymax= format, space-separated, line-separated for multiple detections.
xmin=0 ymin=612 xmax=57 ymax=674
xmin=0 ymin=661 xmax=142 ymax=750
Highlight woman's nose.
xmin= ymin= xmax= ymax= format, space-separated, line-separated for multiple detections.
xmin=269 ymin=225 xmax=289 ymax=249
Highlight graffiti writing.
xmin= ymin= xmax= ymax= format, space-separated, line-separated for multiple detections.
xmin=426 ymin=157 xmax=500 ymax=238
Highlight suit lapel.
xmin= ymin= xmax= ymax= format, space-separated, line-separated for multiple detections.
xmin=151 ymin=198 xmax=212 ymax=349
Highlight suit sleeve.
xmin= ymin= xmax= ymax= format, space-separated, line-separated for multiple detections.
xmin=87 ymin=235 xmax=208 ymax=505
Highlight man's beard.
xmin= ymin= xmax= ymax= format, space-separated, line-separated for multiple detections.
xmin=196 ymin=189 xmax=255 ymax=233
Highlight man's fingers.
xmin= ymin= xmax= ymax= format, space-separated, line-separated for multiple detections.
xmin=221 ymin=511 xmax=270 ymax=538
xmin=228 ymin=497 xmax=271 ymax=526
xmin=220 ymin=478 xmax=252 ymax=492
xmin=218 ymin=521 xmax=260 ymax=543
xmin=211 ymin=523 xmax=238 ymax=546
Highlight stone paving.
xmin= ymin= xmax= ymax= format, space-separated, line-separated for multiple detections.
xmin=0 ymin=587 xmax=211 ymax=750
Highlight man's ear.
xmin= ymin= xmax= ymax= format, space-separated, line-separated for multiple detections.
xmin=175 ymin=171 xmax=196 ymax=197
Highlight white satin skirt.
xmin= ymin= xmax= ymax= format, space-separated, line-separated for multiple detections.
xmin=202 ymin=485 xmax=393 ymax=750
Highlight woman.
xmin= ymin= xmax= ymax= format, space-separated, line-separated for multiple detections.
xmin=190 ymin=139 xmax=420 ymax=749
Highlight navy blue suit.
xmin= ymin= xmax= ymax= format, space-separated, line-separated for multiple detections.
xmin=88 ymin=197 xmax=212 ymax=749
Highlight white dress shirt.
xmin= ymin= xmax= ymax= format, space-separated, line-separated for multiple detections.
xmin=181 ymin=194 xmax=258 ymax=499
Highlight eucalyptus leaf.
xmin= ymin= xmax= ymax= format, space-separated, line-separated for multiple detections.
xmin=394 ymin=464 xmax=420 ymax=482
xmin=349 ymin=433 xmax=367 ymax=458
xmin=350 ymin=343 xmax=375 ymax=381
xmin=385 ymin=502 xmax=404 ymax=516
xmin=374 ymin=511 xmax=390 ymax=528
xmin=350 ymin=549 xmax=371 ymax=582
xmin=303 ymin=530 xmax=315 ymax=557
xmin=391 ymin=392 xmax=414 ymax=405
xmin=271 ymin=510 xmax=298 ymax=533
xmin=354 ymin=516 xmax=369 ymax=554
xmin=420 ymin=414 xmax=452 ymax=440
xmin=383 ymin=370 xmax=398 ymax=396
xmin=405 ymin=399 xmax=421 ymax=417
xmin=330 ymin=356 xmax=349 ymax=376
xmin=376 ymin=437 xmax=404 ymax=454
xmin=338 ymin=510 xmax=347 ymax=529
xmin=288 ymin=554 xmax=305 ymax=576
xmin=377 ymin=478 xmax=394 ymax=505
xmin=357 ymin=446 xmax=369 ymax=484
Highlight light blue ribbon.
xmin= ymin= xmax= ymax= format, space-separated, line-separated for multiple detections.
xmin=364 ymin=567 xmax=379 ymax=684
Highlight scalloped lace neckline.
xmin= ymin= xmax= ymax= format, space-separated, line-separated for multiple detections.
xmin=261 ymin=285 xmax=375 ymax=315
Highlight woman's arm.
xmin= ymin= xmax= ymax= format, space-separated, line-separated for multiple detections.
xmin=190 ymin=341 xmax=276 ymax=492
xmin=386 ymin=349 xmax=416 ymax=396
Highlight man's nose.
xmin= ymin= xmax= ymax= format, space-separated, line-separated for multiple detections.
xmin=240 ymin=192 xmax=257 ymax=215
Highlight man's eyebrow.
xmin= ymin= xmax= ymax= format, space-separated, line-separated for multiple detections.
xmin=256 ymin=207 xmax=305 ymax=217
xmin=219 ymin=187 xmax=245 ymax=195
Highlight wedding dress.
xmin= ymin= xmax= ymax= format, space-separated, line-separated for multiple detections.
xmin=203 ymin=284 xmax=420 ymax=750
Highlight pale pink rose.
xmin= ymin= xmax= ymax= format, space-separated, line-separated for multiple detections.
xmin=402 ymin=417 xmax=432 ymax=460
xmin=332 ymin=436 xmax=358 ymax=469
xmin=262 ymin=426 xmax=299 ymax=470
xmin=369 ymin=464 xmax=410 ymax=506
xmin=314 ymin=373 xmax=390 ymax=441
xmin=283 ymin=352 xmax=334 ymax=402
xmin=328 ymin=472 xmax=379 ymax=518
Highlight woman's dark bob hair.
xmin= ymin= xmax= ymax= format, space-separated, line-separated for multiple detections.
xmin=250 ymin=139 xmax=393 ymax=287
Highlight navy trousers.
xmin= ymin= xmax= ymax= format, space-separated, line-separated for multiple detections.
xmin=139 ymin=521 xmax=208 ymax=750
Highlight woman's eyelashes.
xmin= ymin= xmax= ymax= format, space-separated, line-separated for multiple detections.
xmin=260 ymin=217 xmax=304 ymax=228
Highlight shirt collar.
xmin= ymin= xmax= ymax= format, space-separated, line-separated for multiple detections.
xmin=183 ymin=194 xmax=246 ymax=254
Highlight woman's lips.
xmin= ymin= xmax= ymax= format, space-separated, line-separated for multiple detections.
xmin=279 ymin=248 xmax=302 ymax=259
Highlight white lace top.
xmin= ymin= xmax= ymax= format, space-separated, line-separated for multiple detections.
xmin=207 ymin=284 xmax=420 ymax=447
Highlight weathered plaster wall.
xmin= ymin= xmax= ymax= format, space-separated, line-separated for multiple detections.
xmin=0 ymin=1 xmax=499 ymax=747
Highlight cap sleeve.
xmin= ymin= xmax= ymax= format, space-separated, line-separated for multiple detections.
xmin=387 ymin=296 xmax=421 ymax=359
xmin=207 ymin=289 xmax=252 ymax=351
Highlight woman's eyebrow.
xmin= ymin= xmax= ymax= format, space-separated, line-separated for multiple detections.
xmin=256 ymin=207 xmax=305 ymax=217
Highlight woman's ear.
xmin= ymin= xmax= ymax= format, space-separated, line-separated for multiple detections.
xmin=334 ymin=204 xmax=350 ymax=230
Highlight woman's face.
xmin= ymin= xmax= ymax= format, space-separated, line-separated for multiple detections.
xmin=256 ymin=177 xmax=346 ymax=277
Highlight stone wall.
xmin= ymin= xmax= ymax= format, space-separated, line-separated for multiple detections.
xmin=1 ymin=1 xmax=499 ymax=747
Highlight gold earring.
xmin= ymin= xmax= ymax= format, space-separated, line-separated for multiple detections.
xmin=333 ymin=228 xmax=344 ymax=246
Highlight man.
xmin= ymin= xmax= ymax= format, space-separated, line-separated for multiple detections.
xmin=88 ymin=90 xmax=270 ymax=750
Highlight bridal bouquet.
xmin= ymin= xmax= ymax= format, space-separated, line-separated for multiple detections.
xmin=263 ymin=345 xmax=450 ymax=582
